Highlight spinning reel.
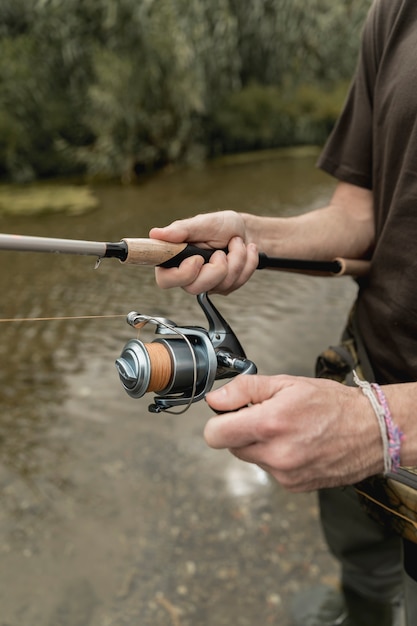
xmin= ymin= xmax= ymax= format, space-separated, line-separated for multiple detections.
xmin=115 ymin=292 xmax=257 ymax=413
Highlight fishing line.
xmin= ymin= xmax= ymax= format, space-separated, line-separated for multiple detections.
xmin=0 ymin=314 xmax=126 ymax=323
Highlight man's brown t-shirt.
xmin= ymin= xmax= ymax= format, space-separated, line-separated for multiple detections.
xmin=318 ymin=0 xmax=417 ymax=384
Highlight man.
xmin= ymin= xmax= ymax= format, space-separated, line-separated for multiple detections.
xmin=149 ymin=1 xmax=417 ymax=624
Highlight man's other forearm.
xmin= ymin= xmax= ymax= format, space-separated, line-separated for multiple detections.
xmin=242 ymin=181 xmax=375 ymax=261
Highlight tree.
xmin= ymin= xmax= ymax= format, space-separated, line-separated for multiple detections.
xmin=0 ymin=0 xmax=372 ymax=181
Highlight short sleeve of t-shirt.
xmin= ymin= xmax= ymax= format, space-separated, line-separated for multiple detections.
xmin=317 ymin=0 xmax=402 ymax=191
xmin=316 ymin=0 xmax=417 ymax=384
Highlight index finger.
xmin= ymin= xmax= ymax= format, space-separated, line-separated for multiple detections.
xmin=203 ymin=405 xmax=260 ymax=449
xmin=204 ymin=375 xmax=295 ymax=448
xmin=155 ymin=249 xmax=229 ymax=292
xmin=154 ymin=254 xmax=206 ymax=289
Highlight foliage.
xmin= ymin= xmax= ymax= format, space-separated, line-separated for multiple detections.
xmin=209 ymin=80 xmax=351 ymax=154
xmin=0 ymin=0 xmax=372 ymax=182
xmin=0 ymin=0 xmax=97 ymax=181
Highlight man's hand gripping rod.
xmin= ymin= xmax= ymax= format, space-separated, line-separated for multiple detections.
xmin=115 ymin=292 xmax=257 ymax=413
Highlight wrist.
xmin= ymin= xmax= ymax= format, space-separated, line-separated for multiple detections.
xmin=240 ymin=212 xmax=258 ymax=245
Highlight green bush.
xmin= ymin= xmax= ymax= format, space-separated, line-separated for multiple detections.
xmin=0 ymin=0 xmax=371 ymax=182
xmin=209 ymin=80 xmax=350 ymax=154
xmin=0 ymin=7 xmax=93 ymax=181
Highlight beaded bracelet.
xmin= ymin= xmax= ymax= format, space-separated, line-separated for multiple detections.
xmin=352 ymin=371 xmax=404 ymax=474
xmin=371 ymin=382 xmax=404 ymax=471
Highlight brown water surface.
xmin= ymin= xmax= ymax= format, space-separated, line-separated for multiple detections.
xmin=0 ymin=153 xmax=356 ymax=625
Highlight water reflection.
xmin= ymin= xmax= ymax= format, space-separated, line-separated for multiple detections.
xmin=223 ymin=462 xmax=270 ymax=498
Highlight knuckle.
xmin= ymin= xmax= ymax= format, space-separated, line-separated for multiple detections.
xmin=256 ymin=414 xmax=279 ymax=441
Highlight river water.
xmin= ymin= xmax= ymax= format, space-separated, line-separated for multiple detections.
xmin=0 ymin=152 xmax=357 ymax=625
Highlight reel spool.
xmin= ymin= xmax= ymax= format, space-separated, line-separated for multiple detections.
xmin=115 ymin=292 xmax=257 ymax=413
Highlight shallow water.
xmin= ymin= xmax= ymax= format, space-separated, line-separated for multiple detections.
xmin=0 ymin=152 xmax=356 ymax=625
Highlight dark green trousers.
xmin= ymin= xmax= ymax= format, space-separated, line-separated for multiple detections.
xmin=319 ymin=485 xmax=417 ymax=625
xmin=316 ymin=311 xmax=417 ymax=624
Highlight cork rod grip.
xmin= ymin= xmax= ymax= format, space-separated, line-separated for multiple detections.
xmin=121 ymin=238 xmax=219 ymax=267
xmin=122 ymin=238 xmax=188 ymax=265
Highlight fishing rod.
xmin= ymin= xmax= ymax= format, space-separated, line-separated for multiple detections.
xmin=0 ymin=233 xmax=370 ymax=276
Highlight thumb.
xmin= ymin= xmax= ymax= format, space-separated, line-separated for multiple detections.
xmin=150 ymin=216 xmax=215 ymax=245
xmin=149 ymin=224 xmax=190 ymax=244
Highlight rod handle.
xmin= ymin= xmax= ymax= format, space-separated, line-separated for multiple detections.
xmin=121 ymin=238 xmax=372 ymax=277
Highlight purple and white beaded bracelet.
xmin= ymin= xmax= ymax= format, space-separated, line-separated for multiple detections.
xmin=353 ymin=371 xmax=404 ymax=474
xmin=371 ymin=382 xmax=404 ymax=472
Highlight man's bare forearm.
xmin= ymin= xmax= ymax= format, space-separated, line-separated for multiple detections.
xmin=242 ymin=181 xmax=375 ymax=261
